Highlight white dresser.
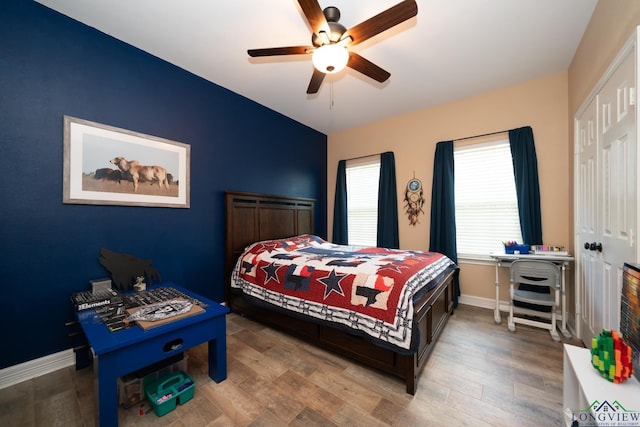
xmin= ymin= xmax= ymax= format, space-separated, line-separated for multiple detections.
xmin=563 ymin=344 xmax=640 ymax=426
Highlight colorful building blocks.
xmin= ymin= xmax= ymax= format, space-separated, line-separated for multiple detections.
xmin=591 ymin=329 xmax=634 ymax=383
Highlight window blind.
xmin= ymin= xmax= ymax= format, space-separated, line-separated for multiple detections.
xmin=454 ymin=140 xmax=523 ymax=256
xmin=346 ymin=159 xmax=380 ymax=246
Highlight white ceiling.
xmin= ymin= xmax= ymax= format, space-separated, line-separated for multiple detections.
xmin=35 ymin=0 xmax=597 ymax=135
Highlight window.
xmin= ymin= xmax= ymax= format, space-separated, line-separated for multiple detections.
xmin=346 ymin=157 xmax=380 ymax=246
xmin=454 ymin=139 xmax=523 ymax=257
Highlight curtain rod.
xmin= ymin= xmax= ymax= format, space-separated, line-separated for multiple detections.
xmin=343 ymin=130 xmax=515 ymax=160
xmin=343 ymin=153 xmax=382 ymax=162
xmin=454 ymin=129 xmax=509 ymax=142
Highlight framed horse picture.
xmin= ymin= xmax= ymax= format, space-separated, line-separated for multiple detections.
xmin=63 ymin=116 xmax=190 ymax=208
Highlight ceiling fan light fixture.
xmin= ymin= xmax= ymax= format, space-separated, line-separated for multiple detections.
xmin=247 ymin=0 xmax=418 ymax=93
xmin=312 ymin=44 xmax=348 ymax=74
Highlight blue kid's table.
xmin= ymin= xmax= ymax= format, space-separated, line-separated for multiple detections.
xmin=75 ymin=284 xmax=229 ymax=426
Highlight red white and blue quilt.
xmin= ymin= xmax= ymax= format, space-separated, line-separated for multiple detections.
xmin=230 ymin=235 xmax=456 ymax=352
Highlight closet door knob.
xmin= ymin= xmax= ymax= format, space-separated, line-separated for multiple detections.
xmin=586 ymin=242 xmax=603 ymax=252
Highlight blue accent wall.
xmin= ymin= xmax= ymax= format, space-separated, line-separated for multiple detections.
xmin=0 ymin=0 xmax=327 ymax=369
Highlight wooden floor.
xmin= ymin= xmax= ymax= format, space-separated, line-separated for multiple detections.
xmin=0 ymin=304 xmax=584 ymax=426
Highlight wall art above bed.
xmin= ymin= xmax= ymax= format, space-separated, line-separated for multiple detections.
xmin=63 ymin=115 xmax=190 ymax=208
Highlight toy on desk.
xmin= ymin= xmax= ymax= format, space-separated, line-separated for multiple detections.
xmin=134 ymin=276 xmax=146 ymax=292
xmin=503 ymin=241 xmax=530 ymax=254
xmin=127 ymin=299 xmax=193 ymax=322
xmin=530 ymin=245 xmax=569 ymax=256
xmin=591 ymin=329 xmax=634 ymax=383
xmin=98 ymin=248 xmax=162 ymax=291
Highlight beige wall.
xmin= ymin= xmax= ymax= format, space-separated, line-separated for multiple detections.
xmin=327 ymin=72 xmax=570 ymax=303
xmin=569 ymin=1 xmax=640 ymax=118
xmin=327 ymin=1 xmax=640 ymax=312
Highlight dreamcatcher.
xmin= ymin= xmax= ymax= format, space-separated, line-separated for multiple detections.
xmin=403 ymin=176 xmax=424 ymax=226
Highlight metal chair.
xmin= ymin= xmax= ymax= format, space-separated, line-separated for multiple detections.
xmin=508 ymin=259 xmax=561 ymax=341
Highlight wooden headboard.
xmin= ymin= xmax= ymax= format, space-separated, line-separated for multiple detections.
xmin=224 ymin=191 xmax=315 ymax=303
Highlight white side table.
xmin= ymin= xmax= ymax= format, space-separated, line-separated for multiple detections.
xmin=563 ymin=344 xmax=640 ymax=426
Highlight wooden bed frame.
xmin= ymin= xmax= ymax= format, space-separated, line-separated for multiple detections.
xmin=224 ymin=190 xmax=456 ymax=394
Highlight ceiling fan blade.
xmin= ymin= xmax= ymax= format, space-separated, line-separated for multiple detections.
xmin=297 ymin=0 xmax=330 ymax=35
xmin=306 ymin=69 xmax=326 ymax=94
xmin=347 ymin=52 xmax=390 ymax=83
xmin=248 ymin=46 xmax=313 ymax=57
xmin=344 ymin=0 xmax=418 ymax=46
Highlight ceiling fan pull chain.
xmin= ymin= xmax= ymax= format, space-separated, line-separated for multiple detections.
xmin=330 ymin=80 xmax=335 ymax=109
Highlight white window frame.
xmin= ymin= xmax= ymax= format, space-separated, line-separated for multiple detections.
xmin=454 ymin=139 xmax=523 ymax=260
xmin=346 ymin=156 xmax=380 ymax=247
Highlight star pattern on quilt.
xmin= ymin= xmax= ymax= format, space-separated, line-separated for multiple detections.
xmin=257 ymin=242 xmax=279 ymax=253
xmin=377 ymin=262 xmax=410 ymax=275
xmin=293 ymin=235 xmax=313 ymax=245
xmin=261 ymin=262 xmax=282 ymax=284
xmin=318 ymin=269 xmax=347 ymax=299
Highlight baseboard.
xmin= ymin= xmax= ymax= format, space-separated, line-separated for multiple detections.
xmin=458 ymin=294 xmax=502 ymax=310
xmin=0 ymin=349 xmax=76 ymax=390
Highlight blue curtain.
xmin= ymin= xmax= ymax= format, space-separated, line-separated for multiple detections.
xmin=508 ymin=126 xmax=543 ymax=245
xmin=509 ymin=126 xmax=547 ymax=311
xmin=429 ymin=141 xmax=460 ymax=307
xmin=377 ymin=152 xmax=399 ymax=249
xmin=332 ymin=160 xmax=348 ymax=245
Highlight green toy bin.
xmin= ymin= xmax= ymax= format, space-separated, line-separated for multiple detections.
xmin=145 ymin=371 xmax=195 ymax=417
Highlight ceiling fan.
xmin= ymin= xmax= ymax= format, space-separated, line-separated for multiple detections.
xmin=247 ymin=0 xmax=418 ymax=94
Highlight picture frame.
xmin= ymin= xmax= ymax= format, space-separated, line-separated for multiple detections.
xmin=63 ymin=115 xmax=190 ymax=208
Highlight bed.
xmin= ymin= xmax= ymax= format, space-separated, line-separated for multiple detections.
xmin=224 ymin=191 xmax=458 ymax=394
